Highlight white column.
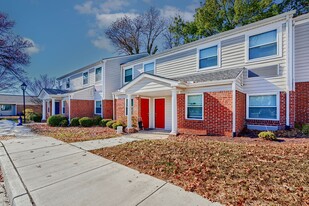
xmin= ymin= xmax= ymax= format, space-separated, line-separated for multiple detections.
xmin=170 ymin=89 xmax=178 ymax=135
xmin=127 ymin=94 xmax=132 ymax=128
xmin=42 ymin=100 xmax=46 ymax=120
xmin=51 ymin=98 xmax=55 ymax=116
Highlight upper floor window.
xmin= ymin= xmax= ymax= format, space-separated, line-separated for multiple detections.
xmin=83 ymin=71 xmax=89 ymax=85
xmin=95 ymin=67 xmax=102 ymax=82
xmin=124 ymin=68 xmax=133 ymax=83
xmin=249 ymin=30 xmax=277 ymax=60
xmin=144 ymin=62 xmax=154 ymax=74
xmin=247 ymin=94 xmax=278 ymax=120
xmin=66 ymin=78 xmax=70 ymax=89
xmin=186 ymin=94 xmax=203 ymax=120
xmin=199 ymin=45 xmax=218 ymax=69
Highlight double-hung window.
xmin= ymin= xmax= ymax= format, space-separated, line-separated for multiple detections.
xmin=125 ymin=99 xmax=134 ymax=116
xmin=186 ymin=94 xmax=203 ymax=120
xmin=95 ymin=101 xmax=102 ymax=114
xmin=249 ymin=30 xmax=278 ymax=60
xmin=66 ymin=78 xmax=70 ymax=89
xmin=247 ymin=94 xmax=278 ymax=120
xmin=83 ymin=71 xmax=89 ymax=85
xmin=95 ymin=67 xmax=102 ymax=82
xmin=199 ymin=45 xmax=218 ymax=69
xmin=144 ymin=62 xmax=154 ymax=74
xmin=0 ymin=105 xmax=12 ymax=111
xmin=124 ymin=68 xmax=133 ymax=83
xmin=62 ymin=101 xmax=66 ymax=114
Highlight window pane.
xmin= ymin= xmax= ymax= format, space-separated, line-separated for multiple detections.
xmin=95 ymin=68 xmax=102 ymax=81
xmin=95 ymin=101 xmax=101 ymax=114
xmin=125 ymin=99 xmax=134 ymax=115
xmin=83 ymin=72 xmax=88 ymax=84
xmin=249 ymin=107 xmax=277 ymax=119
xmin=249 ymin=43 xmax=277 ymax=59
xmin=124 ymin=68 xmax=132 ymax=82
xmin=187 ymin=107 xmax=202 ymax=119
xmin=249 ymin=95 xmax=276 ymax=106
xmin=188 ymin=95 xmax=202 ymax=106
xmin=199 ymin=56 xmax=218 ymax=68
xmin=249 ymin=30 xmax=277 ymax=48
xmin=66 ymin=79 xmax=70 ymax=88
xmin=200 ymin=46 xmax=217 ymax=59
xmin=1 ymin=105 xmax=12 ymax=111
xmin=144 ymin=62 xmax=154 ymax=74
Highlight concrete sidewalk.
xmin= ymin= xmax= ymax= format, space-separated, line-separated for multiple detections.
xmin=0 ymin=135 xmax=221 ymax=206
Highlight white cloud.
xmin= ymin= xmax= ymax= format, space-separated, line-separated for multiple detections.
xmin=24 ymin=38 xmax=40 ymax=55
xmin=160 ymin=6 xmax=194 ymax=22
xmin=95 ymin=12 xmax=139 ymax=28
xmin=99 ymin=0 xmax=130 ymax=13
xmin=74 ymin=1 xmax=96 ymax=14
xmin=92 ymin=37 xmax=115 ymax=52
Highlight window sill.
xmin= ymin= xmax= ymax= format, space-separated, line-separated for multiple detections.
xmin=246 ymin=118 xmax=279 ymax=121
xmin=245 ymin=54 xmax=281 ymax=63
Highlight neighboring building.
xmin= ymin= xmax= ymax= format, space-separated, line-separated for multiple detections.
xmin=38 ymin=53 xmax=148 ymax=121
xmin=39 ymin=11 xmax=309 ymax=137
xmin=114 ymin=11 xmax=309 ymax=137
xmin=0 ymin=94 xmax=41 ymax=116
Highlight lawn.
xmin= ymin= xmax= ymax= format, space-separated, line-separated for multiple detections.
xmin=92 ymin=135 xmax=309 ymax=206
xmin=29 ymin=123 xmax=119 ymax=143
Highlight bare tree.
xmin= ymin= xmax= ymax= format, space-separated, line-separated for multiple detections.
xmin=142 ymin=7 xmax=166 ymax=54
xmin=27 ymin=74 xmax=56 ymax=96
xmin=105 ymin=15 xmax=143 ymax=55
xmin=0 ymin=13 xmax=32 ymax=92
xmin=105 ymin=7 xmax=166 ymax=55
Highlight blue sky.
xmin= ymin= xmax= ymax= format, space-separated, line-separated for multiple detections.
xmin=0 ymin=0 xmax=199 ymax=80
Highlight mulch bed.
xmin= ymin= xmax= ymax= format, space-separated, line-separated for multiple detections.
xmin=92 ymin=135 xmax=309 ymax=206
xmin=28 ymin=123 xmax=119 ymax=143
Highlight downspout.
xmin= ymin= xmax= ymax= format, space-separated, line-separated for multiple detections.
xmin=232 ymin=81 xmax=236 ymax=137
xmin=68 ymin=95 xmax=71 ymax=123
xmin=285 ymin=16 xmax=293 ymax=129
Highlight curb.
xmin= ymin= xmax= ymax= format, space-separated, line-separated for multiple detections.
xmin=0 ymin=145 xmax=33 ymax=206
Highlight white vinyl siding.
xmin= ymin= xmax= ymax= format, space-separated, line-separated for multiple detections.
xmin=295 ymin=22 xmax=309 ymax=83
xmin=247 ymin=93 xmax=279 ymax=120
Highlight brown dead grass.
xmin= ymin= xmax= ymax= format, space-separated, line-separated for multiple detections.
xmin=29 ymin=123 xmax=119 ymax=143
xmin=92 ymin=135 xmax=309 ymax=206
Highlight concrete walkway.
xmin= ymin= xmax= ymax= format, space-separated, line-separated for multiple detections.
xmin=0 ymin=121 xmax=221 ymax=206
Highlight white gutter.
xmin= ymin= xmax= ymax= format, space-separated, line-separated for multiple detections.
xmin=232 ymin=81 xmax=236 ymax=137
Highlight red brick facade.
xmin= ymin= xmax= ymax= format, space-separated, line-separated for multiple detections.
xmin=17 ymin=105 xmax=42 ymax=115
xmin=235 ymin=91 xmax=246 ymax=134
xmin=102 ymin=100 xmax=113 ymax=119
xmin=115 ymin=98 xmax=125 ymax=120
xmin=70 ymin=100 xmax=94 ymax=118
xmin=246 ymin=92 xmax=287 ymax=129
xmin=295 ymin=82 xmax=309 ymax=124
xmin=178 ymin=91 xmax=234 ymax=137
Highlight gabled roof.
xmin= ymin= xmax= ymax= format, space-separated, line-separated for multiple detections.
xmin=175 ymin=68 xmax=244 ymax=83
xmin=38 ymin=86 xmax=94 ymax=98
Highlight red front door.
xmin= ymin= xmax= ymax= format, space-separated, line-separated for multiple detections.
xmin=141 ymin=98 xmax=149 ymax=129
xmin=155 ymin=98 xmax=165 ymax=129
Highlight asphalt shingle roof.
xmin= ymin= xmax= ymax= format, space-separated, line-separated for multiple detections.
xmin=175 ymin=68 xmax=243 ymax=83
xmin=43 ymin=88 xmax=70 ymax=95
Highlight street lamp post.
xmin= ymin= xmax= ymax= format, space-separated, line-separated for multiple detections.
xmin=20 ymin=82 xmax=27 ymax=123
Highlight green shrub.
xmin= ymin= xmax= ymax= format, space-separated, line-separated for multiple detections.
xmin=59 ymin=119 xmax=69 ymax=127
xmin=302 ymin=124 xmax=309 ymax=136
xmin=79 ymin=117 xmax=93 ymax=127
xmin=106 ymin=120 xmax=116 ymax=128
xmin=100 ymin=119 xmax=112 ymax=127
xmin=70 ymin=118 xmax=80 ymax=127
xmin=294 ymin=122 xmax=302 ymax=130
xmin=93 ymin=115 xmax=102 ymax=125
xmin=25 ymin=109 xmax=34 ymax=120
xmin=31 ymin=113 xmax=42 ymax=122
xmin=258 ymin=131 xmax=277 ymax=141
xmin=47 ymin=115 xmax=67 ymax=127
xmin=112 ymin=121 xmax=126 ymax=130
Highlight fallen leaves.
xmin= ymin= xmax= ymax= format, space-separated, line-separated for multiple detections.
xmin=92 ymin=135 xmax=309 ymax=206
xmin=28 ymin=123 xmax=119 ymax=143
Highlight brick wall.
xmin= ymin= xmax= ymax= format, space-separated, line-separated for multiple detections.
xmin=17 ymin=104 xmax=42 ymax=115
xmin=70 ymin=100 xmax=94 ymax=118
xmin=102 ymin=100 xmax=113 ymax=119
xmin=235 ymin=91 xmax=246 ymax=134
xmin=295 ymin=82 xmax=309 ymax=124
xmin=115 ymin=99 xmax=125 ymax=120
xmin=178 ymin=91 xmax=234 ymax=137
xmin=246 ymin=92 xmax=286 ymax=129
xmin=289 ymin=91 xmax=296 ymax=127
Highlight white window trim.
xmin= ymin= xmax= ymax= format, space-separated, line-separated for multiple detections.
xmin=246 ymin=92 xmax=280 ymax=121
xmin=125 ymin=98 xmax=134 ymax=116
xmin=123 ymin=67 xmax=134 ymax=85
xmin=94 ymin=100 xmax=102 ymax=115
xmin=196 ymin=41 xmax=221 ymax=71
xmin=185 ymin=93 xmax=204 ymax=120
xmin=245 ymin=23 xmax=283 ymax=63
xmin=66 ymin=78 xmax=70 ymax=89
xmin=95 ymin=67 xmax=102 ymax=82
xmin=142 ymin=60 xmax=156 ymax=75
xmin=61 ymin=100 xmax=66 ymax=114
xmin=82 ymin=70 xmax=89 ymax=86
